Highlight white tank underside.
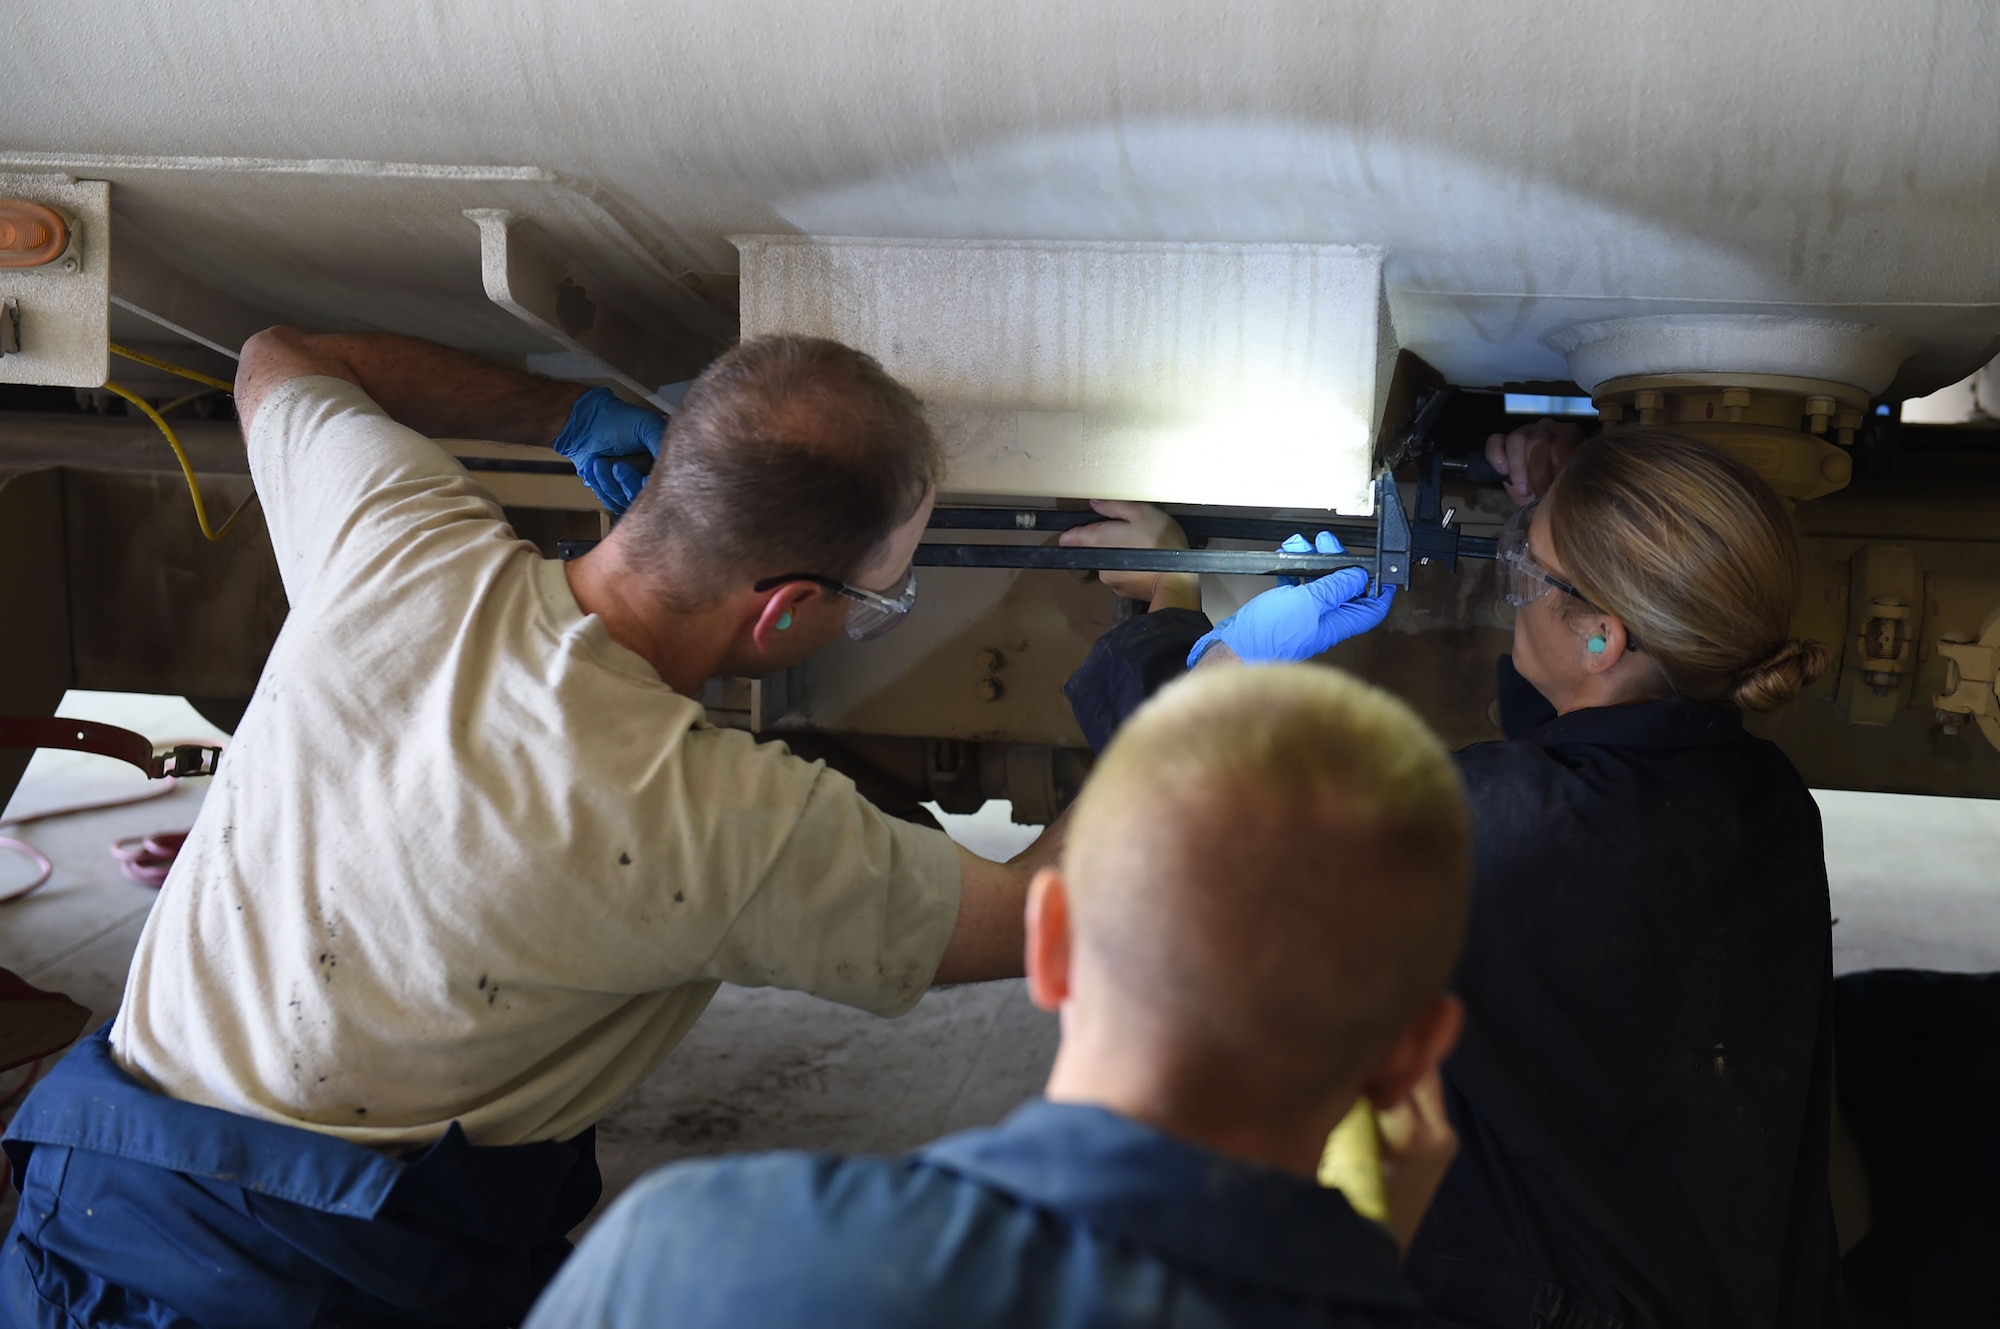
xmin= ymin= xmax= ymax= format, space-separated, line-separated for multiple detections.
xmin=4 ymin=0 xmax=1998 ymax=413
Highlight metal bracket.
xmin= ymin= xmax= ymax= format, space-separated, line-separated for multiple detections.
xmin=1373 ymin=472 xmax=1413 ymax=590
xmin=1934 ymin=613 xmax=2000 ymax=752
xmin=911 ymin=545 xmax=1370 ymax=576
xmin=151 ymin=744 xmax=225 ymax=780
xmin=559 ymin=535 xmax=1367 ymax=577
xmin=1399 ymin=387 xmax=1512 ymax=573
xmin=466 ymin=209 xmax=704 ymax=414
xmin=1382 ymin=387 xmax=1451 ymax=472
xmin=1408 ymin=454 xmax=1508 ymax=572
xmin=927 ymin=506 xmax=1372 ymax=545
xmin=1835 ymin=544 xmax=1923 ymax=725
xmin=554 ymin=481 xmax=1475 ymax=584
xmin=1413 ymin=452 xmax=1461 ymax=571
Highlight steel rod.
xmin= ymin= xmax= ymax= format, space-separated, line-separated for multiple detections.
xmin=912 ymin=546 xmax=1370 ymax=575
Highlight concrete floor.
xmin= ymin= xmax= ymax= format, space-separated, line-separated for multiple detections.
xmin=3 ymin=691 xmax=1997 ymax=1232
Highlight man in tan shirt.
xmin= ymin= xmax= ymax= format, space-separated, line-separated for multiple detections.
xmin=2 ymin=331 xmax=1053 ymax=1329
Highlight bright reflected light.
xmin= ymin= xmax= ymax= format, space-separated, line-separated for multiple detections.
xmin=1137 ymin=396 xmax=1374 ymax=512
xmin=1503 ymin=393 xmax=1597 ymax=417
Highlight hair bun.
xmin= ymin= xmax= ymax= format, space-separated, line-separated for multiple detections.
xmin=1732 ymin=638 xmax=1833 ymax=713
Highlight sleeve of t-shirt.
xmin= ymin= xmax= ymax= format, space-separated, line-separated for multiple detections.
xmin=247 ymin=375 xmax=506 ymax=607
xmin=1063 ymin=607 xmax=1212 ymax=753
xmin=675 ymin=730 xmax=964 ymax=1019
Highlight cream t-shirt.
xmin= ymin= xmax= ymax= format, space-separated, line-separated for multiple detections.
xmin=111 ymin=376 xmax=963 ymax=1147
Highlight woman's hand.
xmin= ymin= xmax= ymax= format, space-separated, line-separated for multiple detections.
xmin=1485 ymin=417 xmax=1585 ymax=508
xmin=1186 ymin=541 xmax=1395 ymax=667
xmin=1377 ymin=1066 xmax=1459 ymax=1255
xmin=1058 ymin=500 xmax=1201 ymax=612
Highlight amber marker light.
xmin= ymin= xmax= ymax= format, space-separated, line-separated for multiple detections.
xmin=0 ymin=200 xmax=70 ymax=268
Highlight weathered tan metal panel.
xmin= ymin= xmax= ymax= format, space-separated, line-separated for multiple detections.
xmin=739 ymin=237 xmax=1390 ymax=512
xmin=4 ymin=1 xmax=1997 ymax=394
xmin=0 ymin=175 xmax=107 ymax=387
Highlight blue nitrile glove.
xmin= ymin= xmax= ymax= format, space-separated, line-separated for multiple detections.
xmin=551 ymin=387 xmax=665 ymax=515
xmin=1187 ymin=531 xmax=1398 ymax=666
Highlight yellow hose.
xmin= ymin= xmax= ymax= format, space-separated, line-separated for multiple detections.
xmin=102 ymin=383 xmax=255 ymax=542
xmin=103 ymin=343 xmax=253 ymax=541
xmin=109 ymin=342 xmax=234 ymax=392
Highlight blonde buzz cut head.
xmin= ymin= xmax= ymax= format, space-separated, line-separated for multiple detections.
xmin=1062 ymin=665 xmax=1471 ymax=1094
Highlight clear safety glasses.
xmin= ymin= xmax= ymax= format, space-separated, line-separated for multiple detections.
xmin=1494 ymin=502 xmax=1594 ymax=610
xmin=754 ymin=564 xmax=919 ymax=641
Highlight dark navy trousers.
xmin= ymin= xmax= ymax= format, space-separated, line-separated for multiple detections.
xmin=2 ymin=1027 xmax=599 ymax=1329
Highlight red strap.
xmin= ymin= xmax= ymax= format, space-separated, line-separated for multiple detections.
xmin=0 ymin=717 xmax=221 ymax=780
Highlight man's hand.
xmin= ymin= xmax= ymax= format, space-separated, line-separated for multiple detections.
xmin=1186 ymin=532 xmax=1395 ymax=666
xmin=551 ymin=388 xmax=667 ymax=515
xmin=1484 ymin=417 xmax=1585 ymax=508
xmin=1059 ymin=500 xmax=1201 ymax=612
xmin=1377 ymin=1067 xmax=1458 ymax=1254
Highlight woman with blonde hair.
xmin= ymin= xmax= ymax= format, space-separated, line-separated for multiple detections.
xmin=1061 ymin=421 xmax=1850 ymax=1327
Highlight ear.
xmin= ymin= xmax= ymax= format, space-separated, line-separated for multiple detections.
xmin=750 ymin=581 xmax=819 ymax=654
xmin=1024 ymin=867 xmax=1073 ymax=1013
xmin=1577 ymin=615 xmax=1635 ymax=675
xmin=1360 ymin=993 xmax=1464 ymax=1112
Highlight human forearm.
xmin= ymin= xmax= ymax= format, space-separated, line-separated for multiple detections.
xmin=1009 ymin=803 xmax=1069 ymax=876
xmin=1149 ymin=573 xmax=1202 ymax=613
xmin=236 ymin=327 xmax=582 ymax=444
xmin=931 ymin=808 xmax=1070 ymax=985
xmin=1192 ymin=640 xmax=1243 ymax=670
xmin=1377 ymin=1068 xmax=1458 ymax=1256
xmin=933 ymin=846 xmax=1030 ymax=985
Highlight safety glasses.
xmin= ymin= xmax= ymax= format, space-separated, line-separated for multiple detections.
xmin=1494 ymin=502 xmax=1594 ymax=610
xmin=753 ymin=564 xmax=919 ymax=641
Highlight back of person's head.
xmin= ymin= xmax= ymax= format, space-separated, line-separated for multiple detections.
xmin=1543 ymin=426 xmax=1832 ymax=711
xmin=1060 ymin=665 xmax=1470 ymax=1111
xmin=622 ymin=335 xmax=944 ymax=603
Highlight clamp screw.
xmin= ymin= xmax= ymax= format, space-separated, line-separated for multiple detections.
xmin=976 ymin=677 xmax=1004 ymax=702
xmin=976 ymin=648 xmax=1005 ymax=672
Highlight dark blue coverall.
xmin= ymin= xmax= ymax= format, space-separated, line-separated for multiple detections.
xmin=1067 ymin=608 xmax=1853 ymax=1329
xmin=2 ymin=1026 xmax=599 ymax=1328
xmin=528 ymin=1099 xmax=1438 ymax=1328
